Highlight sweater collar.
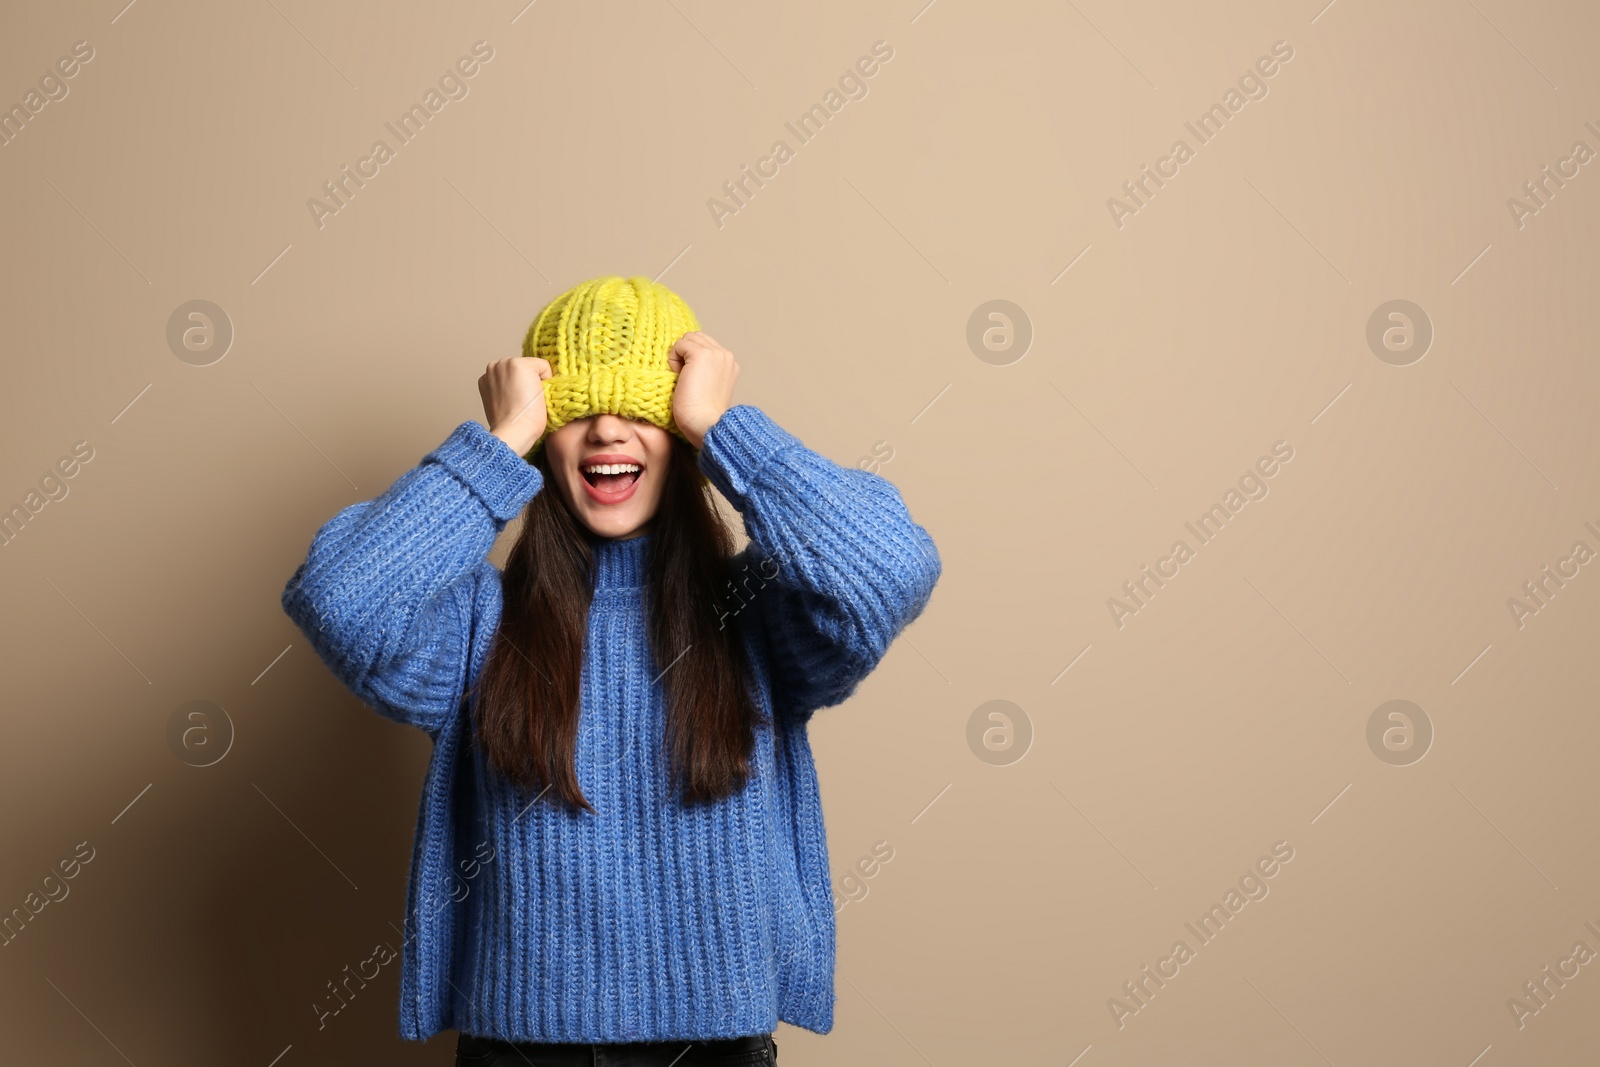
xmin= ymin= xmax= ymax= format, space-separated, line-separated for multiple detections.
xmin=590 ymin=530 xmax=651 ymax=591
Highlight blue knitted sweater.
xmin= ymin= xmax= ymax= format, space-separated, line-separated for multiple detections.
xmin=280 ymin=404 xmax=941 ymax=1043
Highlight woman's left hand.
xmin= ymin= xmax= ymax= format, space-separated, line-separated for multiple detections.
xmin=668 ymin=331 xmax=740 ymax=449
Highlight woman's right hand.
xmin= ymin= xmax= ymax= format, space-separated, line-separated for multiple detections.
xmin=480 ymin=356 xmax=552 ymax=456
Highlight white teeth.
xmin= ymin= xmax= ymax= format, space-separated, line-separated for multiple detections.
xmin=581 ymin=463 xmax=641 ymax=475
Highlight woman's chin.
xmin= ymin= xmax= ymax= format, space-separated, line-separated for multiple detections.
xmin=578 ymin=508 xmax=652 ymax=540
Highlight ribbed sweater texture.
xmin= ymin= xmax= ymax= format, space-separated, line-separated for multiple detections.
xmin=280 ymin=404 xmax=941 ymax=1043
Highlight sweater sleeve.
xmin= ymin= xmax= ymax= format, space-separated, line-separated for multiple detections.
xmin=697 ymin=404 xmax=942 ymax=722
xmin=280 ymin=420 xmax=544 ymax=737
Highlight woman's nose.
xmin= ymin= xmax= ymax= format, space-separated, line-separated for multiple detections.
xmin=588 ymin=413 xmax=632 ymax=440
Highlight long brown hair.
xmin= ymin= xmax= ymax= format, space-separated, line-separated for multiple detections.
xmin=469 ymin=433 xmax=767 ymax=813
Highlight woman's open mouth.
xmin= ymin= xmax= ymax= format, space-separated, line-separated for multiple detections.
xmin=579 ymin=459 xmax=643 ymax=505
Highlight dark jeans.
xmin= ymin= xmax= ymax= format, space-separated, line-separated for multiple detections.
xmin=454 ymin=1031 xmax=777 ymax=1067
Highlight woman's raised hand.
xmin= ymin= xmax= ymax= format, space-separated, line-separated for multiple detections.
xmin=668 ymin=331 xmax=740 ymax=449
xmin=481 ymin=356 xmax=552 ymax=456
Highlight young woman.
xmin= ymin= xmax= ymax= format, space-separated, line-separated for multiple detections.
xmin=281 ymin=276 xmax=942 ymax=1066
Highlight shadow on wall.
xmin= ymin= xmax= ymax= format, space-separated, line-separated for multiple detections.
xmin=5 ymin=654 xmax=452 ymax=1063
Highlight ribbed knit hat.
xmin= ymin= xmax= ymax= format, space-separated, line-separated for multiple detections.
xmin=523 ymin=275 xmax=699 ymax=450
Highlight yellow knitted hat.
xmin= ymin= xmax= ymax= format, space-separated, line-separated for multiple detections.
xmin=523 ymin=275 xmax=699 ymax=448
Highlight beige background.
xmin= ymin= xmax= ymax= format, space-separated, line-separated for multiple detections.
xmin=1 ymin=0 xmax=1597 ymax=1063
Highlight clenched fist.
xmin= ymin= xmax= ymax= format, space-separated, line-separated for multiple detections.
xmin=667 ymin=331 xmax=740 ymax=449
xmin=481 ymin=356 xmax=552 ymax=457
